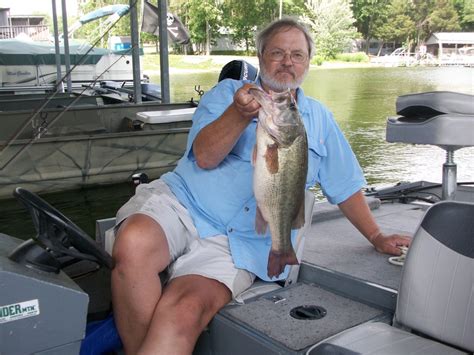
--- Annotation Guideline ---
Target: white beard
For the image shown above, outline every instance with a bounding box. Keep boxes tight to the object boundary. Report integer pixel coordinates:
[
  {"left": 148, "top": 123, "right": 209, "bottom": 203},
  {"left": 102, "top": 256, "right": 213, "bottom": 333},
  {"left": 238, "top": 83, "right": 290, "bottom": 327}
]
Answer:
[{"left": 259, "top": 65, "right": 307, "bottom": 92}]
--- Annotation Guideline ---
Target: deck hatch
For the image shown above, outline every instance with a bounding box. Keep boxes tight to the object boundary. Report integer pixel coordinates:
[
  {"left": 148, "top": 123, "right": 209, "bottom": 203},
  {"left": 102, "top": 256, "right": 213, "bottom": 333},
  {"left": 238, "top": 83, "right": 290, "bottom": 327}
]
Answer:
[{"left": 290, "top": 305, "right": 327, "bottom": 320}]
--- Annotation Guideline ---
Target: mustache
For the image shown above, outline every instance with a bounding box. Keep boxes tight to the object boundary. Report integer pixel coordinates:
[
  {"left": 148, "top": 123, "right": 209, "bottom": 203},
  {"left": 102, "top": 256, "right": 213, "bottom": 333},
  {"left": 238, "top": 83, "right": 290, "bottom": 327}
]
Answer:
[{"left": 276, "top": 68, "right": 296, "bottom": 78}]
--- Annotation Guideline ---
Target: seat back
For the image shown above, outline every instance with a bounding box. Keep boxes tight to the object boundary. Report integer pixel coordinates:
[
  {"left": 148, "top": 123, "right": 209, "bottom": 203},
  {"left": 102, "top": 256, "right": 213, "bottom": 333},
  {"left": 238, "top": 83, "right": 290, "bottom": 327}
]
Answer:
[{"left": 395, "top": 201, "right": 474, "bottom": 351}]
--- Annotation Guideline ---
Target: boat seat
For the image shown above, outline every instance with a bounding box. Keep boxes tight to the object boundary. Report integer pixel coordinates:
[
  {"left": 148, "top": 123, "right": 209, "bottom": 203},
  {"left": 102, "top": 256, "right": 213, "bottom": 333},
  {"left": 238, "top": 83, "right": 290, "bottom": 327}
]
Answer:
[
  {"left": 306, "top": 200, "right": 474, "bottom": 355},
  {"left": 386, "top": 91, "right": 474, "bottom": 149},
  {"left": 134, "top": 107, "right": 196, "bottom": 124},
  {"left": 386, "top": 91, "right": 474, "bottom": 200}
]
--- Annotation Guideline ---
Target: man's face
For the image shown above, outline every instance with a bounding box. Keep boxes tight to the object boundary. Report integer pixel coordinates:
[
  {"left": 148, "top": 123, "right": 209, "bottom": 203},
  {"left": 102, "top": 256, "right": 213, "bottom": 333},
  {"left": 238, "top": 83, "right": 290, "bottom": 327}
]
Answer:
[{"left": 259, "top": 27, "right": 310, "bottom": 92}]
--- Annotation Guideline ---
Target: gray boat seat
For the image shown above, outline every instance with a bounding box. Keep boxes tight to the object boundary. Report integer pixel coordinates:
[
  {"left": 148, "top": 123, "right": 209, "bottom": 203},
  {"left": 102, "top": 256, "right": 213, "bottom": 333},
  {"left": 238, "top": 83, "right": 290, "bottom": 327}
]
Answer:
[
  {"left": 386, "top": 91, "right": 474, "bottom": 200},
  {"left": 306, "top": 200, "right": 474, "bottom": 355},
  {"left": 386, "top": 91, "right": 474, "bottom": 149}
]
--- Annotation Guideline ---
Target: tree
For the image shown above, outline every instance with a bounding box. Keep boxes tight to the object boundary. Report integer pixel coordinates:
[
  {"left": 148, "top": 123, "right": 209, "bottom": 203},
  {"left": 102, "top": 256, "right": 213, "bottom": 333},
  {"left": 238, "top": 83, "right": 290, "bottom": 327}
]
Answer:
[
  {"left": 429, "top": 0, "right": 461, "bottom": 33},
  {"left": 183, "top": 0, "right": 222, "bottom": 55},
  {"left": 304, "top": 0, "right": 358, "bottom": 59},
  {"left": 221, "top": 0, "right": 278, "bottom": 55},
  {"left": 456, "top": 0, "right": 474, "bottom": 30},
  {"left": 351, "top": 0, "right": 391, "bottom": 53},
  {"left": 74, "top": 0, "right": 133, "bottom": 47},
  {"left": 374, "top": 0, "right": 415, "bottom": 50}
]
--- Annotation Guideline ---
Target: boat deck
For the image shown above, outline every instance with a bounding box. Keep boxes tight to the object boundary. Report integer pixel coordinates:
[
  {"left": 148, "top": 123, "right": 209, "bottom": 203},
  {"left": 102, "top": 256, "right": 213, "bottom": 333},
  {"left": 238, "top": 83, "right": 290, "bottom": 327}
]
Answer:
[
  {"left": 304, "top": 198, "right": 424, "bottom": 291},
  {"left": 204, "top": 185, "right": 473, "bottom": 354}
]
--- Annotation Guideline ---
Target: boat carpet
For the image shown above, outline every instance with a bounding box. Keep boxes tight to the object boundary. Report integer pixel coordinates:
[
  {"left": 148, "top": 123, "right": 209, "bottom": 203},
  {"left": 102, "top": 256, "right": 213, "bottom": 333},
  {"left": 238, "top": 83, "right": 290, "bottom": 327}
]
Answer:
[
  {"left": 221, "top": 282, "right": 387, "bottom": 352},
  {"left": 304, "top": 201, "right": 425, "bottom": 290}
]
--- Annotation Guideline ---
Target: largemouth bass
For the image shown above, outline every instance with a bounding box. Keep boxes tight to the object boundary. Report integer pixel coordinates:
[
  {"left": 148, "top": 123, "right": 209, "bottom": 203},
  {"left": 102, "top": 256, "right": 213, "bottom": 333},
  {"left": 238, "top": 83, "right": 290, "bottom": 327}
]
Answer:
[{"left": 250, "top": 87, "right": 308, "bottom": 278}]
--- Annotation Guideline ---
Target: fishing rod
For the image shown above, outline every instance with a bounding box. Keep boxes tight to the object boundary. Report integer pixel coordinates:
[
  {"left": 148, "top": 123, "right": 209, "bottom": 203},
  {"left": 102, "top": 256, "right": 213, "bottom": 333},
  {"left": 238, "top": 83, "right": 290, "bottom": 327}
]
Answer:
[{"left": 0, "top": 0, "right": 140, "bottom": 169}]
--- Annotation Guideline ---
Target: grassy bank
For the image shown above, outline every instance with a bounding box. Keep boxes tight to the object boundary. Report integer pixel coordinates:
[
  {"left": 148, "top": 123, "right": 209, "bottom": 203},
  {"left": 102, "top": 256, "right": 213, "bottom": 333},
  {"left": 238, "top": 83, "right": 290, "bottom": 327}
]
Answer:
[{"left": 142, "top": 52, "right": 373, "bottom": 72}]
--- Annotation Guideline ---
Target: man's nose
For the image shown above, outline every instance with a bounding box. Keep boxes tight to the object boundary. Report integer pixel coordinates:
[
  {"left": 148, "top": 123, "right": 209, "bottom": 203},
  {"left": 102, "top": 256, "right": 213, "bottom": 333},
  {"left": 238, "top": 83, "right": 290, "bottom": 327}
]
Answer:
[{"left": 281, "top": 53, "right": 293, "bottom": 65}]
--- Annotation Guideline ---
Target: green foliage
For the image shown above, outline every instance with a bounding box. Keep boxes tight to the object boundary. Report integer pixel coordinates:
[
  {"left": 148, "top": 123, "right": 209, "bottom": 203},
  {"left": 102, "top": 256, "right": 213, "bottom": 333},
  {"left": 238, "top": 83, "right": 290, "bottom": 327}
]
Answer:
[
  {"left": 429, "top": 0, "right": 461, "bottom": 33},
  {"left": 374, "top": 0, "right": 415, "bottom": 46},
  {"left": 335, "top": 51, "right": 369, "bottom": 62},
  {"left": 453, "top": 0, "right": 474, "bottom": 30},
  {"left": 351, "top": 0, "right": 391, "bottom": 52},
  {"left": 311, "top": 54, "right": 324, "bottom": 65},
  {"left": 221, "top": 0, "right": 274, "bottom": 55},
  {"left": 74, "top": 0, "right": 133, "bottom": 47},
  {"left": 304, "top": 0, "right": 359, "bottom": 59},
  {"left": 183, "top": 0, "right": 222, "bottom": 54}
]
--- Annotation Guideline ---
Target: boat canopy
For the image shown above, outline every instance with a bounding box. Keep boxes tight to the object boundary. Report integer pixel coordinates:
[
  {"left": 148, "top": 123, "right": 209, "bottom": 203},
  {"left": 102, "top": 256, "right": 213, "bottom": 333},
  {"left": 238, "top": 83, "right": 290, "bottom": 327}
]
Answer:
[
  {"left": 78, "top": 5, "right": 130, "bottom": 26},
  {"left": 0, "top": 39, "right": 139, "bottom": 66}
]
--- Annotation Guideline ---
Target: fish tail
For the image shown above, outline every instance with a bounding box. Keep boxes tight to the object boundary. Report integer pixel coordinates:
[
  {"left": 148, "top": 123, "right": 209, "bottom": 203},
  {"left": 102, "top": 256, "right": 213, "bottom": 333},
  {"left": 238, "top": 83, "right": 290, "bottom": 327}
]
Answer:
[{"left": 267, "top": 249, "right": 298, "bottom": 278}]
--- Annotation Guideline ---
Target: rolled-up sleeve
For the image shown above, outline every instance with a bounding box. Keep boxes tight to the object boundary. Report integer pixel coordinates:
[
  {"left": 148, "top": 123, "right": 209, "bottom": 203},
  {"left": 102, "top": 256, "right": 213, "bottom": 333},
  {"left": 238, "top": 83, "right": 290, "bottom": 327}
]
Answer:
[
  {"left": 316, "top": 111, "right": 366, "bottom": 205},
  {"left": 185, "top": 79, "right": 244, "bottom": 159}
]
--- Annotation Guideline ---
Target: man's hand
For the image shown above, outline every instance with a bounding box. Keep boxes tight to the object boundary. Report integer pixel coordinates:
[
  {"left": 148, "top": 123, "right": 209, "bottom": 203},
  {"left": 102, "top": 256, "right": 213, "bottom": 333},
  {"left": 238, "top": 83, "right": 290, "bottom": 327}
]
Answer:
[
  {"left": 233, "top": 83, "right": 261, "bottom": 121},
  {"left": 371, "top": 232, "right": 412, "bottom": 255}
]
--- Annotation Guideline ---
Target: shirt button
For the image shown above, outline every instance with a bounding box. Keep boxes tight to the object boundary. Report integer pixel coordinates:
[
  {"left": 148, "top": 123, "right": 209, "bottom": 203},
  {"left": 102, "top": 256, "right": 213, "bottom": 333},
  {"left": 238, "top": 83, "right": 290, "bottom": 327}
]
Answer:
[
  {"left": 228, "top": 228, "right": 233, "bottom": 233},
  {"left": 244, "top": 207, "right": 249, "bottom": 212}
]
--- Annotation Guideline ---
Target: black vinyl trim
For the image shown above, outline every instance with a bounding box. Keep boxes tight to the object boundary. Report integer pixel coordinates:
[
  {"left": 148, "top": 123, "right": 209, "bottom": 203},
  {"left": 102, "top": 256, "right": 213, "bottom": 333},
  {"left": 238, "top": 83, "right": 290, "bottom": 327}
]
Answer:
[{"left": 421, "top": 201, "right": 474, "bottom": 258}]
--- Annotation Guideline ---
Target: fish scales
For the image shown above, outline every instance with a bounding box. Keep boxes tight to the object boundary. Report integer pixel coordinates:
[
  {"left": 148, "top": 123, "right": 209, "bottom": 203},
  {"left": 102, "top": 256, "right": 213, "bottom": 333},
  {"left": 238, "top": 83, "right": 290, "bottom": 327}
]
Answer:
[{"left": 250, "top": 88, "right": 308, "bottom": 278}]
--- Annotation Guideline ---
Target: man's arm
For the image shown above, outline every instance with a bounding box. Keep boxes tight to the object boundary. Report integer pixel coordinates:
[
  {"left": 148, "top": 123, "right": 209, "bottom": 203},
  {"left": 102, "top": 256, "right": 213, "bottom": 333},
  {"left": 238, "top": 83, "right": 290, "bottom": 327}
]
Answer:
[
  {"left": 193, "top": 83, "right": 260, "bottom": 169},
  {"left": 338, "top": 190, "right": 411, "bottom": 255}
]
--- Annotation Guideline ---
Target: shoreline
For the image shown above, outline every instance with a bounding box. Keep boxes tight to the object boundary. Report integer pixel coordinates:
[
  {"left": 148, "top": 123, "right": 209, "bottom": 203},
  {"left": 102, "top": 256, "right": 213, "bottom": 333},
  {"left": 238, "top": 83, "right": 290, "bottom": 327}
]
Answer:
[{"left": 143, "top": 54, "right": 381, "bottom": 75}]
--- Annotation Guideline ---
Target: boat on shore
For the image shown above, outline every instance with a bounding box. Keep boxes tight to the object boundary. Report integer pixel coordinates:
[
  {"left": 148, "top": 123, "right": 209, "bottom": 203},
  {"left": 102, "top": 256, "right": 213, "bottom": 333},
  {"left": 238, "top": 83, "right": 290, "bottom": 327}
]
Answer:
[{"left": 0, "top": 90, "right": 473, "bottom": 354}]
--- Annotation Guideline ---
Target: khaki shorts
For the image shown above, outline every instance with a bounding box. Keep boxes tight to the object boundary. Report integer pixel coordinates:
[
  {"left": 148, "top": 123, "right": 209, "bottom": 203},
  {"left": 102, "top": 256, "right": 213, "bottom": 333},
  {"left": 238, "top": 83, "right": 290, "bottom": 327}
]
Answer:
[{"left": 110, "top": 179, "right": 255, "bottom": 298}]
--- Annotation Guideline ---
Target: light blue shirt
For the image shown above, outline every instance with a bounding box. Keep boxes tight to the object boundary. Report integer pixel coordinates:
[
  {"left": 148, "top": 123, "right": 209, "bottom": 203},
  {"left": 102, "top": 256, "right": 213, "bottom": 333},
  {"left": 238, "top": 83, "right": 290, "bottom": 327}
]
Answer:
[{"left": 161, "top": 78, "right": 365, "bottom": 281}]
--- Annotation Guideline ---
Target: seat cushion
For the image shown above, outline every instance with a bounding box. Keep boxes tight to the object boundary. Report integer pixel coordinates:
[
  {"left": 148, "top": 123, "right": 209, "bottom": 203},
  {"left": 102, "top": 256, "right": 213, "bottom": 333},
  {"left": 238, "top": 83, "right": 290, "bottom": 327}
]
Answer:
[{"left": 306, "top": 322, "right": 468, "bottom": 355}]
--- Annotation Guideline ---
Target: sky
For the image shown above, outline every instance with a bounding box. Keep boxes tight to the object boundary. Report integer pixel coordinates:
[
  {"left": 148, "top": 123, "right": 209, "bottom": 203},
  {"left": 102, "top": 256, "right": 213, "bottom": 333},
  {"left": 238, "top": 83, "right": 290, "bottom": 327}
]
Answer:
[{"left": 0, "top": 0, "right": 78, "bottom": 17}]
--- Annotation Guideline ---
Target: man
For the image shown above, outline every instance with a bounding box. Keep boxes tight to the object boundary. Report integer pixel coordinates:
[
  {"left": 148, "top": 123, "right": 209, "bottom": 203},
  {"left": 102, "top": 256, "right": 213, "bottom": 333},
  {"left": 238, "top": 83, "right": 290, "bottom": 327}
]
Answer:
[{"left": 111, "top": 17, "right": 411, "bottom": 355}]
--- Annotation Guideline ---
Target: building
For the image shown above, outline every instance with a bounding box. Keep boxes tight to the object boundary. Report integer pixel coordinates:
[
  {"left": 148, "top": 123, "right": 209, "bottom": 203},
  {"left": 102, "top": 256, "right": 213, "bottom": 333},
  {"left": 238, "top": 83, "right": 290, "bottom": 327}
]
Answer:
[
  {"left": 0, "top": 8, "right": 49, "bottom": 40},
  {"left": 425, "top": 32, "right": 474, "bottom": 58}
]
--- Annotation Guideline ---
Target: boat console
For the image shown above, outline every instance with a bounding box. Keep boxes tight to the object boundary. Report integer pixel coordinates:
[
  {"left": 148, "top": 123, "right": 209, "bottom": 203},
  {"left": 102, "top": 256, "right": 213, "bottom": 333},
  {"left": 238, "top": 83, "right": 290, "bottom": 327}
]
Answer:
[
  {"left": 386, "top": 91, "right": 474, "bottom": 200},
  {"left": 1, "top": 188, "right": 113, "bottom": 354}
]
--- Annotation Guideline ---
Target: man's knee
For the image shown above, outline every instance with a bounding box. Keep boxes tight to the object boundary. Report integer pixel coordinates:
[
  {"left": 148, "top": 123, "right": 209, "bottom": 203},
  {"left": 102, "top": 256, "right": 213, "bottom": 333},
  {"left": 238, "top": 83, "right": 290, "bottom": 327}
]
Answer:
[
  {"left": 160, "top": 277, "right": 232, "bottom": 331},
  {"left": 112, "top": 214, "right": 170, "bottom": 269}
]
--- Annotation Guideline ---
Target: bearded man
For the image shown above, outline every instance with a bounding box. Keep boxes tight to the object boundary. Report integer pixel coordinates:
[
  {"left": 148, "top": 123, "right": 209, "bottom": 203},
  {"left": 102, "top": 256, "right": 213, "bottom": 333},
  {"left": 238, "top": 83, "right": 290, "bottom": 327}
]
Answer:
[{"left": 110, "top": 17, "right": 411, "bottom": 355}]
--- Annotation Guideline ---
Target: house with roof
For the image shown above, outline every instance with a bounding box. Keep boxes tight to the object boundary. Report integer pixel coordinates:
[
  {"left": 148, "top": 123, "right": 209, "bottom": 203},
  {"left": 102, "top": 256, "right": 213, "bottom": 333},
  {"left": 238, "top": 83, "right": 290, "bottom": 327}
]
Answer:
[{"left": 425, "top": 32, "right": 474, "bottom": 64}]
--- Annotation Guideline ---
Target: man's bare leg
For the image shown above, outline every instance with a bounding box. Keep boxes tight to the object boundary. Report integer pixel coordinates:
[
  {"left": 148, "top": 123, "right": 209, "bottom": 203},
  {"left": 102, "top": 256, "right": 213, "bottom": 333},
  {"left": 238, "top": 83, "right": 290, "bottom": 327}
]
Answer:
[
  {"left": 138, "top": 275, "right": 232, "bottom": 355},
  {"left": 111, "top": 214, "right": 171, "bottom": 354}
]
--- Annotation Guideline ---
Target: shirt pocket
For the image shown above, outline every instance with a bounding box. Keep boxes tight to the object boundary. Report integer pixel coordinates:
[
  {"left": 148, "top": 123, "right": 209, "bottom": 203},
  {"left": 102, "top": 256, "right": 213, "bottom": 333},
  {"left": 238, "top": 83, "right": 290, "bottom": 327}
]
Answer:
[{"left": 307, "top": 140, "right": 327, "bottom": 187}]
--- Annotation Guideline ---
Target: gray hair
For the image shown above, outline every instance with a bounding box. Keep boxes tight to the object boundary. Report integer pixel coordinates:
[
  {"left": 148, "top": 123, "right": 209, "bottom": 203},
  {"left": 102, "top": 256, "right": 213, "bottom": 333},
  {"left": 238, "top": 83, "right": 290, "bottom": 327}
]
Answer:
[{"left": 256, "top": 17, "right": 314, "bottom": 59}]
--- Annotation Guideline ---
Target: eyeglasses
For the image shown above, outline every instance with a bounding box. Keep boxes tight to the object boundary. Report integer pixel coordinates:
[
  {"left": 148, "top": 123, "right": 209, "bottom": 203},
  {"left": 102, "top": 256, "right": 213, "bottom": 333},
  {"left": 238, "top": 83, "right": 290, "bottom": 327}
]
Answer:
[{"left": 265, "top": 49, "right": 308, "bottom": 64}]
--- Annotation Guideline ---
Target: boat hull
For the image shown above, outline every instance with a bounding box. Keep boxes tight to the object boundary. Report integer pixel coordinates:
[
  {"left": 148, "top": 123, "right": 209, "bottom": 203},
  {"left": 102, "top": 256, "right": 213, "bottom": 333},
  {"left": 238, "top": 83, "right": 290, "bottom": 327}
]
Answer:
[{"left": 0, "top": 102, "right": 194, "bottom": 199}]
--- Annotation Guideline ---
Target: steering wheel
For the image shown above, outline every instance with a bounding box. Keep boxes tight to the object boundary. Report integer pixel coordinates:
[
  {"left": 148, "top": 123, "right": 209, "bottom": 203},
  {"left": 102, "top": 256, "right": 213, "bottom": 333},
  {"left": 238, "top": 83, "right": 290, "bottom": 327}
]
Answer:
[{"left": 13, "top": 187, "right": 114, "bottom": 269}]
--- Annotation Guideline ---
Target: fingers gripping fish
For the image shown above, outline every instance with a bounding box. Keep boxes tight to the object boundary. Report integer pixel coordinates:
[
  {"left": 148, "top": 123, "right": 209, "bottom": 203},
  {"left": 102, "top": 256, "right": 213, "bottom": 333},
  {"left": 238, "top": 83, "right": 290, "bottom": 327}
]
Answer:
[{"left": 249, "top": 87, "right": 308, "bottom": 278}]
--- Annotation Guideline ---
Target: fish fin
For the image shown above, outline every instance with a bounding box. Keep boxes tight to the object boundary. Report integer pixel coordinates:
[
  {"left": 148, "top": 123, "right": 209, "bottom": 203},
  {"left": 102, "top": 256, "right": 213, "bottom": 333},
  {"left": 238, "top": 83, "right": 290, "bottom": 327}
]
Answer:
[
  {"left": 265, "top": 143, "right": 279, "bottom": 174},
  {"left": 267, "top": 249, "right": 299, "bottom": 278},
  {"left": 255, "top": 206, "right": 268, "bottom": 235},
  {"left": 291, "top": 198, "right": 305, "bottom": 229}
]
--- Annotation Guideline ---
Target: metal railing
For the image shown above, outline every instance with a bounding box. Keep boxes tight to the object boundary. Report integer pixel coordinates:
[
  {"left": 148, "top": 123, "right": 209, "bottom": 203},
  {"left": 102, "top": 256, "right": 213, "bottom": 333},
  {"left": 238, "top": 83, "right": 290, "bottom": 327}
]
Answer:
[{"left": 0, "top": 25, "right": 50, "bottom": 40}]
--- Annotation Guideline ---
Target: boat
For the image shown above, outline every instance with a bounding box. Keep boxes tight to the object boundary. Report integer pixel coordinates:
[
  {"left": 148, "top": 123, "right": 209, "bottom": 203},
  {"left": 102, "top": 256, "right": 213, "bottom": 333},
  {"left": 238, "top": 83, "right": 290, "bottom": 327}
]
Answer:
[
  {"left": 0, "top": 2, "right": 199, "bottom": 200},
  {"left": 0, "top": 5, "right": 139, "bottom": 89},
  {"left": 0, "top": 90, "right": 473, "bottom": 354},
  {"left": 0, "top": 100, "right": 196, "bottom": 199}
]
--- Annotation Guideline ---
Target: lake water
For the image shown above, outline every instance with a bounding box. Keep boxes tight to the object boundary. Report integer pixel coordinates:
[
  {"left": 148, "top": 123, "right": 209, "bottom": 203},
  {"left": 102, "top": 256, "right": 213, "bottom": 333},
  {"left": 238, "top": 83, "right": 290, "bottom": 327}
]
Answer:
[{"left": 1, "top": 66, "right": 473, "bottom": 239}]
